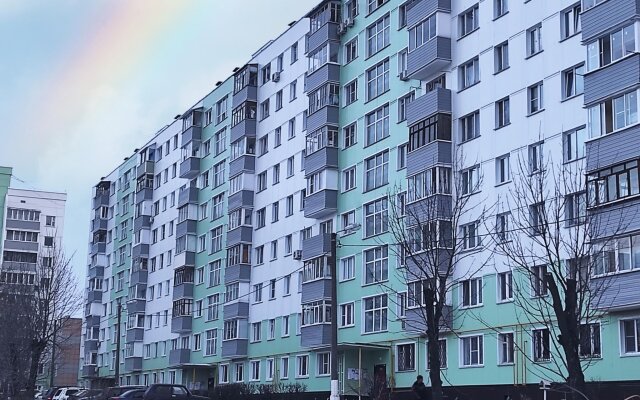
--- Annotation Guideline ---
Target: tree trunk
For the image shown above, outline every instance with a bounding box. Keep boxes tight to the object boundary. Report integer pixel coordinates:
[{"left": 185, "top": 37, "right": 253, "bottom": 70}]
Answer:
[
  {"left": 427, "top": 338, "right": 443, "bottom": 400},
  {"left": 26, "top": 341, "right": 46, "bottom": 400},
  {"left": 424, "top": 284, "right": 443, "bottom": 400}
]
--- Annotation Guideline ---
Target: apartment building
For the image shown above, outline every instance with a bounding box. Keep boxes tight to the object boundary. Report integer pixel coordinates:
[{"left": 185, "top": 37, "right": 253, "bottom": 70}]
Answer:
[{"left": 80, "top": 0, "right": 640, "bottom": 398}]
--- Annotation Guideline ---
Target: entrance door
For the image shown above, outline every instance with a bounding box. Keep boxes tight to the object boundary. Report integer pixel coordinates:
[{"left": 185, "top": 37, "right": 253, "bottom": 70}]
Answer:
[{"left": 373, "top": 364, "right": 388, "bottom": 400}]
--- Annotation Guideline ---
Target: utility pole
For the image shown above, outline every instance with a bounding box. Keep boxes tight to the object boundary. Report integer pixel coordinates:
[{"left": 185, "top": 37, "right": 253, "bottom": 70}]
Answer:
[
  {"left": 114, "top": 301, "right": 122, "bottom": 386},
  {"left": 49, "top": 320, "right": 57, "bottom": 388},
  {"left": 329, "top": 232, "right": 339, "bottom": 400}
]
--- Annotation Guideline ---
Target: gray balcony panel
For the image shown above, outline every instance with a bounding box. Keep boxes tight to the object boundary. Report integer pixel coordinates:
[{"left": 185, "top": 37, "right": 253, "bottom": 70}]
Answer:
[
  {"left": 137, "top": 161, "right": 155, "bottom": 178},
  {"left": 306, "top": 22, "right": 339, "bottom": 54},
  {"left": 586, "top": 124, "right": 640, "bottom": 172},
  {"left": 130, "top": 269, "right": 148, "bottom": 285},
  {"left": 85, "top": 316, "right": 100, "bottom": 327},
  {"left": 407, "top": 0, "right": 451, "bottom": 28},
  {"left": 224, "top": 264, "right": 251, "bottom": 283},
  {"left": 124, "top": 357, "right": 142, "bottom": 372},
  {"left": 404, "top": 305, "right": 452, "bottom": 332},
  {"left": 4, "top": 240, "right": 39, "bottom": 252},
  {"left": 303, "top": 190, "right": 338, "bottom": 219},
  {"left": 169, "top": 349, "right": 191, "bottom": 366},
  {"left": 229, "top": 155, "right": 256, "bottom": 178},
  {"left": 132, "top": 244, "right": 149, "bottom": 259},
  {"left": 306, "top": 106, "right": 339, "bottom": 133},
  {"left": 590, "top": 198, "right": 640, "bottom": 238},
  {"left": 92, "top": 217, "right": 108, "bottom": 232},
  {"left": 405, "top": 249, "right": 453, "bottom": 276},
  {"left": 226, "top": 226, "right": 253, "bottom": 248},
  {"left": 232, "top": 85, "right": 258, "bottom": 108},
  {"left": 406, "top": 37, "right": 452, "bottom": 81},
  {"left": 181, "top": 125, "right": 202, "bottom": 147},
  {"left": 133, "top": 215, "right": 151, "bottom": 232},
  {"left": 228, "top": 190, "right": 254, "bottom": 212},
  {"left": 2, "top": 261, "right": 36, "bottom": 272},
  {"left": 300, "top": 324, "right": 331, "bottom": 348},
  {"left": 302, "top": 233, "right": 332, "bottom": 261},
  {"left": 304, "top": 147, "right": 338, "bottom": 176},
  {"left": 305, "top": 63, "right": 340, "bottom": 93},
  {"left": 6, "top": 219, "right": 40, "bottom": 231},
  {"left": 84, "top": 339, "right": 98, "bottom": 352},
  {"left": 179, "top": 157, "right": 200, "bottom": 179},
  {"left": 178, "top": 186, "right": 199, "bottom": 207},
  {"left": 93, "top": 193, "right": 109, "bottom": 209},
  {"left": 406, "top": 88, "right": 452, "bottom": 127},
  {"left": 406, "top": 141, "right": 452, "bottom": 176},
  {"left": 223, "top": 301, "right": 250, "bottom": 319},
  {"left": 135, "top": 188, "right": 153, "bottom": 203},
  {"left": 173, "top": 283, "right": 194, "bottom": 300},
  {"left": 87, "top": 290, "right": 102, "bottom": 303},
  {"left": 171, "top": 316, "right": 192, "bottom": 333},
  {"left": 90, "top": 242, "right": 106, "bottom": 255},
  {"left": 591, "top": 269, "right": 640, "bottom": 311},
  {"left": 81, "top": 365, "right": 97, "bottom": 378},
  {"left": 181, "top": 251, "right": 196, "bottom": 267},
  {"left": 221, "top": 338, "right": 248, "bottom": 358},
  {"left": 176, "top": 220, "right": 197, "bottom": 238},
  {"left": 126, "top": 328, "right": 144, "bottom": 342},
  {"left": 584, "top": 54, "right": 640, "bottom": 106},
  {"left": 301, "top": 279, "right": 332, "bottom": 303},
  {"left": 405, "top": 195, "right": 453, "bottom": 223},
  {"left": 581, "top": 0, "right": 640, "bottom": 43},
  {"left": 230, "top": 119, "right": 257, "bottom": 143},
  {"left": 127, "top": 299, "right": 146, "bottom": 314}
]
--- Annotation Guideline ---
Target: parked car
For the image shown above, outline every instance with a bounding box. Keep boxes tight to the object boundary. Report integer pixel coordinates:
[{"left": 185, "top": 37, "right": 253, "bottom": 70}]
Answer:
[
  {"left": 97, "top": 387, "right": 145, "bottom": 400},
  {"left": 44, "top": 387, "right": 61, "bottom": 400},
  {"left": 142, "top": 385, "right": 207, "bottom": 400},
  {"left": 52, "top": 388, "right": 83, "bottom": 400},
  {"left": 110, "top": 390, "right": 145, "bottom": 400},
  {"left": 69, "top": 389, "right": 101, "bottom": 400}
]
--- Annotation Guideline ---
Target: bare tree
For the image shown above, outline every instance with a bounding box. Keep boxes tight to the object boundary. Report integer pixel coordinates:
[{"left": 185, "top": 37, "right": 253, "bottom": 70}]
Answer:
[
  {"left": 385, "top": 152, "right": 488, "bottom": 400},
  {"left": 485, "top": 154, "right": 626, "bottom": 399},
  {"left": 0, "top": 243, "right": 81, "bottom": 398}
]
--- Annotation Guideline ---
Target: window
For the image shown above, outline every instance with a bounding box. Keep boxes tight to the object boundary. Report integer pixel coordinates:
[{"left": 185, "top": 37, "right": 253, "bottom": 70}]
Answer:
[
  {"left": 366, "top": 14, "right": 390, "bottom": 56},
  {"left": 281, "top": 357, "right": 290, "bottom": 379},
  {"left": 216, "top": 96, "right": 228, "bottom": 124},
  {"left": 291, "top": 42, "right": 298, "bottom": 63},
  {"left": 205, "top": 330, "right": 217, "bottom": 356},
  {"left": 285, "top": 234, "right": 292, "bottom": 255},
  {"left": 308, "top": 83, "right": 340, "bottom": 114},
  {"left": 494, "top": 41, "right": 509, "bottom": 73},
  {"left": 225, "top": 282, "right": 240, "bottom": 303},
  {"left": 308, "top": 41, "right": 340, "bottom": 73},
  {"left": 587, "top": 160, "right": 640, "bottom": 207},
  {"left": 288, "top": 118, "right": 296, "bottom": 139},
  {"left": 340, "top": 256, "right": 356, "bottom": 282},
  {"left": 398, "top": 93, "right": 414, "bottom": 123},
  {"left": 290, "top": 80, "right": 297, "bottom": 101},
  {"left": 409, "top": 113, "right": 451, "bottom": 151},
  {"left": 45, "top": 216, "right": 56, "bottom": 227},
  {"left": 587, "top": 24, "right": 635, "bottom": 72},
  {"left": 459, "top": 5, "right": 479, "bottom": 37},
  {"left": 461, "top": 335, "right": 484, "bottom": 366},
  {"left": 495, "top": 97, "right": 510, "bottom": 128},
  {"left": 364, "top": 151, "right": 389, "bottom": 191},
  {"left": 426, "top": 339, "right": 447, "bottom": 369},
  {"left": 340, "top": 302, "right": 355, "bottom": 327},
  {"left": 250, "top": 360, "right": 260, "bottom": 381},
  {"left": 266, "top": 358, "right": 275, "bottom": 381},
  {"left": 621, "top": 318, "right": 640, "bottom": 354},
  {"left": 306, "top": 126, "right": 338, "bottom": 154},
  {"left": 588, "top": 90, "right": 638, "bottom": 138},
  {"left": 219, "top": 364, "right": 229, "bottom": 383},
  {"left": 533, "top": 328, "right": 551, "bottom": 362},
  {"left": 461, "top": 165, "right": 480, "bottom": 195},
  {"left": 343, "top": 123, "right": 357, "bottom": 148},
  {"left": 261, "top": 64, "right": 271, "bottom": 85},
  {"left": 301, "top": 300, "right": 331, "bottom": 325},
  {"left": 286, "top": 195, "right": 294, "bottom": 216},
  {"left": 397, "top": 143, "right": 408, "bottom": 170},
  {"left": 579, "top": 323, "right": 601, "bottom": 358},
  {"left": 252, "top": 322, "right": 262, "bottom": 342},
  {"left": 210, "top": 226, "right": 223, "bottom": 253},
  {"left": 498, "top": 333, "right": 514, "bottom": 364},
  {"left": 563, "top": 126, "right": 586, "bottom": 162},
  {"left": 494, "top": 0, "right": 508, "bottom": 18},
  {"left": 561, "top": 3, "right": 581, "bottom": 40},
  {"left": 341, "top": 210, "right": 356, "bottom": 231},
  {"left": 396, "top": 343, "right": 415, "bottom": 372},
  {"left": 363, "top": 294, "right": 387, "bottom": 333},
  {"left": 528, "top": 82, "right": 543, "bottom": 114},
  {"left": 206, "top": 294, "right": 219, "bottom": 321},
  {"left": 459, "top": 57, "right": 479, "bottom": 90},
  {"left": 529, "top": 142, "right": 544, "bottom": 173},
  {"left": 317, "top": 353, "right": 330, "bottom": 376},
  {"left": 364, "top": 246, "right": 388, "bottom": 284},
  {"left": 366, "top": 59, "right": 389, "bottom": 100},
  {"left": 364, "top": 198, "right": 388, "bottom": 237},
  {"left": 461, "top": 222, "right": 481, "bottom": 250},
  {"left": 530, "top": 265, "right": 548, "bottom": 297},
  {"left": 368, "top": 0, "right": 387, "bottom": 13},
  {"left": 529, "top": 202, "right": 545, "bottom": 235},
  {"left": 257, "top": 172, "right": 267, "bottom": 192},
  {"left": 275, "top": 90, "right": 283, "bottom": 111},
  {"left": 565, "top": 192, "right": 586, "bottom": 226},
  {"left": 495, "top": 154, "right": 510, "bottom": 184},
  {"left": 296, "top": 355, "right": 309, "bottom": 377},
  {"left": 345, "top": 38, "right": 358, "bottom": 64},
  {"left": 214, "top": 129, "right": 226, "bottom": 155},
  {"left": 212, "top": 162, "right": 225, "bottom": 187},
  {"left": 260, "top": 99, "right": 270, "bottom": 120},
  {"left": 497, "top": 271, "right": 513, "bottom": 302},
  {"left": 256, "top": 208, "right": 266, "bottom": 229},
  {"left": 234, "top": 363, "right": 244, "bottom": 382},
  {"left": 409, "top": 15, "right": 436, "bottom": 51},
  {"left": 460, "top": 111, "right": 480, "bottom": 142},
  {"left": 526, "top": 24, "right": 543, "bottom": 57},
  {"left": 344, "top": 80, "right": 358, "bottom": 106},
  {"left": 269, "top": 279, "right": 276, "bottom": 299},
  {"left": 342, "top": 167, "right": 356, "bottom": 192},
  {"left": 398, "top": 48, "right": 408, "bottom": 73},
  {"left": 272, "top": 201, "right": 279, "bottom": 222},
  {"left": 461, "top": 278, "right": 482, "bottom": 307}
]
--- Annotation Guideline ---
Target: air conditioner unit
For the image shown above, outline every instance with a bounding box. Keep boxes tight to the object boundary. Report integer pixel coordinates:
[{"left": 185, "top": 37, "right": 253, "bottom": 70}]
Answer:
[
  {"left": 293, "top": 250, "right": 303, "bottom": 260},
  {"left": 399, "top": 70, "right": 409, "bottom": 81},
  {"left": 337, "top": 23, "right": 346, "bottom": 34},
  {"left": 346, "top": 18, "right": 354, "bottom": 28},
  {"left": 272, "top": 72, "right": 281, "bottom": 82}
]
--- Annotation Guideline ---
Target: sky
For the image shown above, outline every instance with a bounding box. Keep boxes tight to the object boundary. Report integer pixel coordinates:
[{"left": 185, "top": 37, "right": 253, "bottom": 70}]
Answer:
[{"left": 0, "top": 0, "right": 318, "bottom": 287}]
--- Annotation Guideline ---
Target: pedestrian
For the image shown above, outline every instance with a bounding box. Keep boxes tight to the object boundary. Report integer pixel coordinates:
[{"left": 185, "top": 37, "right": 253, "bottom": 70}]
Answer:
[{"left": 412, "top": 375, "right": 429, "bottom": 400}]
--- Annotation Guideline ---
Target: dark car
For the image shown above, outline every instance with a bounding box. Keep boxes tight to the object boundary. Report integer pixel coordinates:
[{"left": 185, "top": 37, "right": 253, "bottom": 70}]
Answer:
[
  {"left": 143, "top": 385, "right": 207, "bottom": 400},
  {"left": 97, "top": 387, "right": 145, "bottom": 400},
  {"left": 109, "top": 390, "right": 145, "bottom": 400},
  {"left": 69, "top": 390, "right": 101, "bottom": 400}
]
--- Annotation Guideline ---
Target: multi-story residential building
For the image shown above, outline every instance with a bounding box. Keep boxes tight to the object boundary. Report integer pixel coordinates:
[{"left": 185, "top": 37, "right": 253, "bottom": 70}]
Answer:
[{"left": 81, "top": 0, "right": 640, "bottom": 398}]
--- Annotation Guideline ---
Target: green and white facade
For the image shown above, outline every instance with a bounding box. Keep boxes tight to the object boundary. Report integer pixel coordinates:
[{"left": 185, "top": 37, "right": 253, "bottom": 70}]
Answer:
[{"left": 81, "top": 0, "right": 640, "bottom": 397}]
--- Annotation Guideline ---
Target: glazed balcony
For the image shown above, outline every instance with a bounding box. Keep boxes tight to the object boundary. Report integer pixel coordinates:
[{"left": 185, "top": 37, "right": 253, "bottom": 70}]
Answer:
[
  {"left": 137, "top": 161, "right": 155, "bottom": 178},
  {"left": 303, "top": 189, "right": 338, "bottom": 219},
  {"left": 177, "top": 186, "right": 199, "bottom": 207},
  {"left": 304, "top": 147, "right": 338, "bottom": 176},
  {"left": 169, "top": 349, "right": 191, "bottom": 366},
  {"left": 180, "top": 125, "right": 202, "bottom": 147},
  {"left": 179, "top": 157, "right": 200, "bottom": 179},
  {"left": 406, "top": 88, "right": 452, "bottom": 127},
  {"left": 300, "top": 324, "right": 331, "bottom": 348},
  {"left": 406, "top": 37, "right": 452, "bottom": 81}
]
